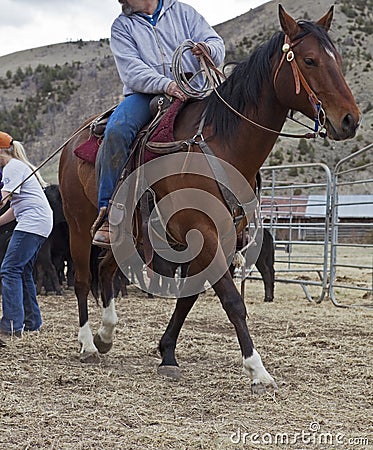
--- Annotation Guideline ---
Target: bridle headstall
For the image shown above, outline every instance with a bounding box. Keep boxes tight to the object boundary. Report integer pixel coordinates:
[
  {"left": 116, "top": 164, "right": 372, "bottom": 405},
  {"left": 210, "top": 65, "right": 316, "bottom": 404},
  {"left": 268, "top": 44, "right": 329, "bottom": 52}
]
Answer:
[{"left": 195, "top": 36, "right": 327, "bottom": 140}]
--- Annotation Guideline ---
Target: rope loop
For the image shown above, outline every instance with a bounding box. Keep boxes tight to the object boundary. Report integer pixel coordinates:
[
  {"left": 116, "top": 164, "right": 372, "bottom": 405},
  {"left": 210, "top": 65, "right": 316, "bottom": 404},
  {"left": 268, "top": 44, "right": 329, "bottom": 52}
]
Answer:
[{"left": 172, "top": 40, "right": 224, "bottom": 98}]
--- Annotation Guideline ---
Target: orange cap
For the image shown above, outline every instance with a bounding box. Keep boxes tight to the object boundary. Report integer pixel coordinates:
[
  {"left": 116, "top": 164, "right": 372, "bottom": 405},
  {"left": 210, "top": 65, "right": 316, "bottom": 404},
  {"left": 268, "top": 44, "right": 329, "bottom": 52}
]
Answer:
[{"left": 0, "top": 131, "right": 13, "bottom": 149}]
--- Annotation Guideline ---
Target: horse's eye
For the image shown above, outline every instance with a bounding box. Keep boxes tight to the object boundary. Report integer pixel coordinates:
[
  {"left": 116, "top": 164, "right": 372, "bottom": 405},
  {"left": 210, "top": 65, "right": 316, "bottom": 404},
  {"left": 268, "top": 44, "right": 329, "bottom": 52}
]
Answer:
[{"left": 304, "top": 58, "right": 315, "bottom": 66}]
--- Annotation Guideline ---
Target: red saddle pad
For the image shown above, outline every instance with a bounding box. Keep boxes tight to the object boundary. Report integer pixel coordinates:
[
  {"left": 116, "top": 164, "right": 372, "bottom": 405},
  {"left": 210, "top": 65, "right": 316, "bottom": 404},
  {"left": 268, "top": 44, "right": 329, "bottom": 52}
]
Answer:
[{"left": 73, "top": 135, "right": 100, "bottom": 165}]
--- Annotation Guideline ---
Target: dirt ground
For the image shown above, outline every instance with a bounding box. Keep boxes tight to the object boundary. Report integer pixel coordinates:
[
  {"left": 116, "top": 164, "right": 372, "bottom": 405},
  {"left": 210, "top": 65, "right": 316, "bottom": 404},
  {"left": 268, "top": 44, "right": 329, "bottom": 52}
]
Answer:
[{"left": 0, "top": 278, "right": 372, "bottom": 450}]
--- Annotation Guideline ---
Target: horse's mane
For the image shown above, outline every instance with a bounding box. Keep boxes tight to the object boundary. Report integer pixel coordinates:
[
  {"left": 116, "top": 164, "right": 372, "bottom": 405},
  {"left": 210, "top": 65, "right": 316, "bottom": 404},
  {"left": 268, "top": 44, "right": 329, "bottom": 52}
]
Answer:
[{"left": 203, "top": 20, "right": 336, "bottom": 141}]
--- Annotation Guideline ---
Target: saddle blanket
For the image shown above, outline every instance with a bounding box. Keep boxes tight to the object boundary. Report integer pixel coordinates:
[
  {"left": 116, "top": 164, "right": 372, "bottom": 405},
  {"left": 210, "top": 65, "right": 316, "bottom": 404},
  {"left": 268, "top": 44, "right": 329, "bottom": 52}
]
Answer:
[{"left": 73, "top": 135, "right": 101, "bottom": 165}]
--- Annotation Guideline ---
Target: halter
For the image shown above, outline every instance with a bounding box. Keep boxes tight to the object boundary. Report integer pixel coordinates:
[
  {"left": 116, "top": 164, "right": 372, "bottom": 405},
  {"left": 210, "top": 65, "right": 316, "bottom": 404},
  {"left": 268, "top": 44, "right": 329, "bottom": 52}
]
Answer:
[{"left": 274, "top": 34, "right": 326, "bottom": 134}]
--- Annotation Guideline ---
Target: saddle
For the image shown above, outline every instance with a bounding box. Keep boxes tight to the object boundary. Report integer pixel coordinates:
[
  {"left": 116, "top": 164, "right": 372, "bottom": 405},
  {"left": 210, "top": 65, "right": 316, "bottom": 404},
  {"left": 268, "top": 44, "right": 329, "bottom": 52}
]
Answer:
[
  {"left": 73, "top": 96, "right": 185, "bottom": 166},
  {"left": 73, "top": 106, "right": 116, "bottom": 165}
]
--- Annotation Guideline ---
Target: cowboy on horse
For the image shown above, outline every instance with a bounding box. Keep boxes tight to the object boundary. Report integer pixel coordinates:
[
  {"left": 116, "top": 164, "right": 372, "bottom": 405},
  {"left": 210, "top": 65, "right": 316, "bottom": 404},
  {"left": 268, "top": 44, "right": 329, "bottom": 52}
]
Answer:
[{"left": 91, "top": 0, "right": 225, "bottom": 247}]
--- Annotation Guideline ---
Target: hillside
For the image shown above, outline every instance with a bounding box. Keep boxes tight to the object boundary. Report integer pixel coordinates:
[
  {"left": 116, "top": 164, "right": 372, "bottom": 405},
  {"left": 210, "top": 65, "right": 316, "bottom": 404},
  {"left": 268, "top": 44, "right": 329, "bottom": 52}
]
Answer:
[{"left": 0, "top": 0, "right": 372, "bottom": 188}]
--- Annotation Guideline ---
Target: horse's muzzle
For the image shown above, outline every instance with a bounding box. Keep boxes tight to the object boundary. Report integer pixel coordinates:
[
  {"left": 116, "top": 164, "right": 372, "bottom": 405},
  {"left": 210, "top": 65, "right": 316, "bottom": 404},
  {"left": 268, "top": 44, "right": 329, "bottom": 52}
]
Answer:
[{"left": 326, "top": 112, "right": 361, "bottom": 141}]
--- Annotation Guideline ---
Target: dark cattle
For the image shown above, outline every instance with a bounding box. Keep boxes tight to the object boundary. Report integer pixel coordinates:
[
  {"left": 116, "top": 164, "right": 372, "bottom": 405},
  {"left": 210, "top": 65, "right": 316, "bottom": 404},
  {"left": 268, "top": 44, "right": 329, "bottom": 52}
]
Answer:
[
  {"left": 34, "top": 185, "right": 74, "bottom": 295},
  {"left": 90, "top": 247, "right": 145, "bottom": 300},
  {"left": 147, "top": 254, "right": 188, "bottom": 298},
  {"left": 51, "top": 221, "right": 74, "bottom": 288},
  {"left": 0, "top": 206, "right": 16, "bottom": 294},
  {"left": 256, "top": 228, "right": 275, "bottom": 302},
  {"left": 251, "top": 228, "right": 275, "bottom": 302},
  {"left": 34, "top": 239, "right": 63, "bottom": 295},
  {"left": 89, "top": 246, "right": 129, "bottom": 299},
  {"left": 113, "top": 269, "right": 130, "bottom": 298}
]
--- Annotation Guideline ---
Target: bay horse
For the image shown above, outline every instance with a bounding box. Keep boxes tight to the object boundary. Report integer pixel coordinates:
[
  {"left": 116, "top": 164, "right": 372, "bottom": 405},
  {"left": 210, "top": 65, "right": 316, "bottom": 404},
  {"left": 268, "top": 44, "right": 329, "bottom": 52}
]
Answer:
[{"left": 59, "top": 5, "right": 360, "bottom": 394}]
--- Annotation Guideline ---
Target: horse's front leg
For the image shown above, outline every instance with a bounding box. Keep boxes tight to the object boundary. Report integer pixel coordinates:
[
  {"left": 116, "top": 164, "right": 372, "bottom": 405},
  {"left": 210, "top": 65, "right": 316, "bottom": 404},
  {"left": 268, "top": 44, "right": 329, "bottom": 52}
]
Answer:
[
  {"left": 213, "top": 272, "right": 277, "bottom": 394},
  {"left": 76, "top": 278, "right": 100, "bottom": 362},
  {"left": 93, "top": 250, "right": 119, "bottom": 354},
  {"left": 158, "top": 294, "right": 199, "bottom": 380}
]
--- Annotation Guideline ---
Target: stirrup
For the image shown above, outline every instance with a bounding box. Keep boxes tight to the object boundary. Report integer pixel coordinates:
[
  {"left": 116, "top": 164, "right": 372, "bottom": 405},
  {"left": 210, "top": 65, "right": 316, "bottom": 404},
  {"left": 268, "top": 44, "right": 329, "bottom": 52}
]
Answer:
[{"left": 90, "top": 206, "right": 108, "bottom": 237}]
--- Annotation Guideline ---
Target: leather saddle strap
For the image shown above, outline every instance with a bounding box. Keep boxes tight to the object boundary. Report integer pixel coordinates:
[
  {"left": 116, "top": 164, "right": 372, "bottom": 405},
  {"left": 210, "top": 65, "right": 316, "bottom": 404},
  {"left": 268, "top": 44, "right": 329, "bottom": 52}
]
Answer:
[
  {"left": 197, "top": 140, "right": 239, "bottom": 214},
  {"left": 146, "top": 139, "right": 190, "bottom": 154}
]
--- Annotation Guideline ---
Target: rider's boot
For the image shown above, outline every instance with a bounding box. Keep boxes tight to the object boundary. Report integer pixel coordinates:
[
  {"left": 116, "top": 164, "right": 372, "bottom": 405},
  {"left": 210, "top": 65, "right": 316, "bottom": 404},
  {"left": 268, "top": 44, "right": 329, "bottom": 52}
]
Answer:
[{"left": 91, "top": 206, "right": 111, "bottom": 248}]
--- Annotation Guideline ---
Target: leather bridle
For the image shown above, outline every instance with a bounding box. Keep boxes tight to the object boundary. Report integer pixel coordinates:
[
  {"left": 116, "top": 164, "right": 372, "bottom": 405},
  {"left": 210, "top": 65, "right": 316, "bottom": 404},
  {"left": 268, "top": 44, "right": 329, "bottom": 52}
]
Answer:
[{"left": 273, "top": 34, "right": 326, "bottom": 135}]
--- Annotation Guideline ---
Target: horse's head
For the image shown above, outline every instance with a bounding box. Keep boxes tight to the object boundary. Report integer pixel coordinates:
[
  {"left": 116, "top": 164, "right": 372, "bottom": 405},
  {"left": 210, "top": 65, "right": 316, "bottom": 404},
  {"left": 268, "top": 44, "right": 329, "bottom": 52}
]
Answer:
[{"left": 275, "top": 5, "right": 360, "bottom": 140}]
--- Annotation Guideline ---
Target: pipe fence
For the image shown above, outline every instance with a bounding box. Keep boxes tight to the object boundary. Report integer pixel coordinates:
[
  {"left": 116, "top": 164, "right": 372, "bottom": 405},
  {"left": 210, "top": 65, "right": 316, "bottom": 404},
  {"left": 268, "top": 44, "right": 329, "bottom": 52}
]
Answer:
[{"left": 243, "top": 143, "right": 373, "bottom": 308}]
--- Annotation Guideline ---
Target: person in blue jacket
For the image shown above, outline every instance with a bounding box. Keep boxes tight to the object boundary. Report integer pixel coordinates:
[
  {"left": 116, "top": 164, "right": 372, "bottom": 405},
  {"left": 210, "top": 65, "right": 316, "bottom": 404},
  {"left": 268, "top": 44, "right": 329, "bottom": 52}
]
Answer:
[{"left": 92, "top": 0, "right": 225, "bottom": 247}]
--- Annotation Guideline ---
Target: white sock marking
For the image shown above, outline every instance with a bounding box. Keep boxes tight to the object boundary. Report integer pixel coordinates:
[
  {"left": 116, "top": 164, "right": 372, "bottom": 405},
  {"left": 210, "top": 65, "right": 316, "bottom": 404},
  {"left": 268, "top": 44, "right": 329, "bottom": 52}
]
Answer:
[
  {"left": 98, "top": 300, "right": 118, "bottom": 344},
  {"left": 78, "top": 322, "right": 97, "bottom": 354},
  {"left": 243, "top": 349, "right": 276, "bottom": 386}
]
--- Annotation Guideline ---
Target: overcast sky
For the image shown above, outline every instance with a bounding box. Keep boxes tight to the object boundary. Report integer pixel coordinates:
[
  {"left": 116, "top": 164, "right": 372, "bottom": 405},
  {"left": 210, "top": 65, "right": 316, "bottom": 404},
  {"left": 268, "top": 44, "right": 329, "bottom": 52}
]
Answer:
[{"left": 0, "top": 0, "right": 268, "bottom": 57}]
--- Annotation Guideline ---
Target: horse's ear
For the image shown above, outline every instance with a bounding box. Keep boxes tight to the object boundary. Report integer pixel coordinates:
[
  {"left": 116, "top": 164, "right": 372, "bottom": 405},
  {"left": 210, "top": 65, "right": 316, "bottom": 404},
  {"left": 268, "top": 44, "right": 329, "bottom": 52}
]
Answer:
[
  {"left": 278, "top": 4, "right": 300, "bottom": 40},
  {"left": 316, "top": 6, "right": 334, "bottom": 32}
]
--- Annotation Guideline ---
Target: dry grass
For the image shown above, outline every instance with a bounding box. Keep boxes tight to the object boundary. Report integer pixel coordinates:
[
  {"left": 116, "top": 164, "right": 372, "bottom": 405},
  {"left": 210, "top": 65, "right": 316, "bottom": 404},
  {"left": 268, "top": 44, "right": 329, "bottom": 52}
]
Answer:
[{"left": 1, "top": 280, "right": 372, "bottom": 449}]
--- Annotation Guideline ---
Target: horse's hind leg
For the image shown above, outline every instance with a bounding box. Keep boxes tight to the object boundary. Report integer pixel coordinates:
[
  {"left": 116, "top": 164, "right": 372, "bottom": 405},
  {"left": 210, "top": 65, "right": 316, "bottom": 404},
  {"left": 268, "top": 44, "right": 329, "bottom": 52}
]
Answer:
[
  {"left": 70, "top": 231, "right": 100, "bottom": 362},
  {"left": 93, "top": 250, "right": 119, "bottom": 354},
  {"left": 158, "top": 294, "right": 199, "bottom": 380},
  {"left": 213, "top": 272, "right": 277, "bottom": 394}
]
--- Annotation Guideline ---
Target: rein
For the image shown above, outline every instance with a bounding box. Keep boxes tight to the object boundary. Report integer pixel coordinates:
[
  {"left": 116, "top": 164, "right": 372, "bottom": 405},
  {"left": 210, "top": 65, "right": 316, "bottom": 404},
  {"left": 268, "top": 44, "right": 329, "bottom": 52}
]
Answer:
[
  {"left": 1, "top": 142, "right": 71, "bottom": 204},
  {"left": 210, "top": 35, "right": 326, "bottom": 139},
  {"left": 0, "top": 105, "right": 117, "bottom": 204},
  {"left": 174, "top": 38, "right": 327, "bottom": 140}
]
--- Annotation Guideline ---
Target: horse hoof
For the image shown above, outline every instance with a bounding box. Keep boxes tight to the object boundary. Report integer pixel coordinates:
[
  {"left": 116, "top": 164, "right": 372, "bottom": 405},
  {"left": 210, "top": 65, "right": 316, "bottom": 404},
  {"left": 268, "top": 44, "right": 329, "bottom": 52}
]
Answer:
[
  {"left": 94, "top": 333, "right": 113, "bottom": 354},
  {"left": 157, "top": 365, "right": 181, "bottom": 381},
  {"left": 80, "top": 351, "right": 100, "bottom": 364},
  {"left": 251, "top": 380, "right": 278, "bottom": 395},
  {"left": 264, "top": 297, "right": 274, "bottom": 302}
]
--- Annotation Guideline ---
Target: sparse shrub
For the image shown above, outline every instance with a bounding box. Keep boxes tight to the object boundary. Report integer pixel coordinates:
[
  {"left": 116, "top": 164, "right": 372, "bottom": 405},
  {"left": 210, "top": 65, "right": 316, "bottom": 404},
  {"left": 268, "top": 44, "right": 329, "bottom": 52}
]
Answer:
[
  {"left": 297, "top": 138, "right": 309, "bottom": 155},
  {"left": 341, "top": 4, "right": 357, "bottom": 18},
  {"left": 0, "top": 61, "right": 78, "bottom": 142}
]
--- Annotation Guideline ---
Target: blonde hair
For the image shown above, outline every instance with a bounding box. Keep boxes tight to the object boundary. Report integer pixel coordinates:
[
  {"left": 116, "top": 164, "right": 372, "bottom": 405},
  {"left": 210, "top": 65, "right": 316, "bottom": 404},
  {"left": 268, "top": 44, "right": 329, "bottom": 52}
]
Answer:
[{"left": 9, "top": 140, "right": 48, "bottom": 188}]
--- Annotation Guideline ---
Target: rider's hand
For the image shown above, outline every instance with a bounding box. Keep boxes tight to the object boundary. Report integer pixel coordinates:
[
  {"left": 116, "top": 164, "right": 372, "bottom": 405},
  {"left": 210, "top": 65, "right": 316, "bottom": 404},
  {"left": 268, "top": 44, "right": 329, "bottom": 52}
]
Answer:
[
  {"left": 166, "top": 81, "right": 188, "bottom": 102},
  {"left": 191, "top": 42, "right": 210, "bottom": 57}
]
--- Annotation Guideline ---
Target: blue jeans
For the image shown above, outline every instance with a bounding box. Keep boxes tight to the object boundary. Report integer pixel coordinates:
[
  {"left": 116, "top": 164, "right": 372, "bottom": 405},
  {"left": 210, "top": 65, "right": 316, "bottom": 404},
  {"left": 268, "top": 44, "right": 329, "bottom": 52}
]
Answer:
[
  {"left": 97, "top": 93, "right": 154, "bottom": 210},
  {"left": 0, "top": 230, "right": 46, "bottom": 333}
]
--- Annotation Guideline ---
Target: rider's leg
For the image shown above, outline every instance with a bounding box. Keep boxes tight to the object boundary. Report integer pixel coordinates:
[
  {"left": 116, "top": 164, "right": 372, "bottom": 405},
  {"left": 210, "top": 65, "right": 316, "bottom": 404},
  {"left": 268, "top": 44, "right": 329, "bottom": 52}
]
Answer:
[{"left": 92, "top": 93, "right": 153, "bottom": 247}]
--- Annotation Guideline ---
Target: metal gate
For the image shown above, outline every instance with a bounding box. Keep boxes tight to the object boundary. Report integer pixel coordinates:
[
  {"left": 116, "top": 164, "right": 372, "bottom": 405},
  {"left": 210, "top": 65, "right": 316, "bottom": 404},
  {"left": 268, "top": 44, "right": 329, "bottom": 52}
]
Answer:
[
  {"left": 244, "top": 144, "right": 373, "bottom": 307},
  {"left": 329, "top": 143, "right": 373, "bottom": 307},
  {"left": 258, "top": 162, "right": 332, "bottom": 303}
]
